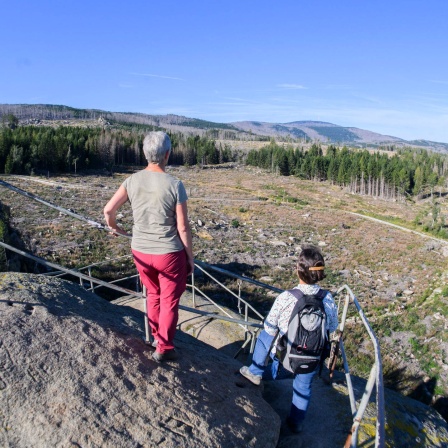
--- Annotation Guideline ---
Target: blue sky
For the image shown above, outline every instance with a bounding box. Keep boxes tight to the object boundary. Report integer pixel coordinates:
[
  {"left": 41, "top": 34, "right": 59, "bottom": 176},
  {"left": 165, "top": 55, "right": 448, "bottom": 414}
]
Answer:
[{"left": 1, "top": 0, "right": 448, "bottom": 142}]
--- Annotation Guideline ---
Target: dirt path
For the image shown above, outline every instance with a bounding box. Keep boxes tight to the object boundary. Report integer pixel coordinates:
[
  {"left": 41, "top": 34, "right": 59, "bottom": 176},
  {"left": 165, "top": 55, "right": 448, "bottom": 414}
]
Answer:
[
  {"left": 5, "top": 175, "right": 91, "bottom": 189},
  {"left": 346, "top": 211, "right": 448, "bottom": 245}
]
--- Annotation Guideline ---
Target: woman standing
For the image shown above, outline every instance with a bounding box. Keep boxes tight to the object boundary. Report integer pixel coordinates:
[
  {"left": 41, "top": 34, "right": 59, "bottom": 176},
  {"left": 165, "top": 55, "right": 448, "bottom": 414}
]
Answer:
[{"left": 104, "top": 131, "right": 194, "bottom": 362}]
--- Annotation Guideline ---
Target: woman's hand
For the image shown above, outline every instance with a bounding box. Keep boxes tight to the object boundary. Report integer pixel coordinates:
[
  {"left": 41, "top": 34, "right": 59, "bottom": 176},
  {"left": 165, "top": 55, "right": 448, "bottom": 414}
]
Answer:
[
  {"left": 176, "top": 201, "right": 194, "bottom": 275},
  {"left": 108, "top": 226, "right": 130, "bottom": 237},
  {"left": 104, "top": 186, "right": 129, "bottom": 236},
  {"left": 186, "top": 254, "right": 195, "bottom": 275}
]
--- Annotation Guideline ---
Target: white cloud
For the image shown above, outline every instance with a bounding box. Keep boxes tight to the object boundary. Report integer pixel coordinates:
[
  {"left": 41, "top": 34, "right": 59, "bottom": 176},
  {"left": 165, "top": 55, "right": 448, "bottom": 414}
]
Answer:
[
  {"left": 349, "top": 93, "right": 383, "bottom": 105},
  {"left": 277, "top": 83, "right": 306, "bottom": 90},
  {"left": 323, "top": 84, "right": 352, "bottom": 90},
  {"left": 129, "top": 72, "right": 184, "bottom": 81},
  {"left": 430, "top": 79, "right": 448, "bottom": 85}
]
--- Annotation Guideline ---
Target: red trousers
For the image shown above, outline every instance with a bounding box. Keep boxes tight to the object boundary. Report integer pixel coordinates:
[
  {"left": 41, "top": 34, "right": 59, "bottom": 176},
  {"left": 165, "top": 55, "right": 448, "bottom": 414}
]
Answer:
[{"left": 132, "top": 249, "right": 187, "bottom": 352}]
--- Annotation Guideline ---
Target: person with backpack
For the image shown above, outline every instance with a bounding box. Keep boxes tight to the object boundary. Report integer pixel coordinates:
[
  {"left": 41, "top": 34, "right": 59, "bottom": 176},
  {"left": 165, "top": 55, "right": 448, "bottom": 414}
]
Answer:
[{"left": 239, "top": 246, "right": 338, "bottom": 433}]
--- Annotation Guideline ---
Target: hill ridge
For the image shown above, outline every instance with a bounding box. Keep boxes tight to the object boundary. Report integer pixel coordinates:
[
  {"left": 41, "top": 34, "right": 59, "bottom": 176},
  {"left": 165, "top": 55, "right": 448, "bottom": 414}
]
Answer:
[{"left": 1, "top": 103, "right": 448, "bottom": 153}]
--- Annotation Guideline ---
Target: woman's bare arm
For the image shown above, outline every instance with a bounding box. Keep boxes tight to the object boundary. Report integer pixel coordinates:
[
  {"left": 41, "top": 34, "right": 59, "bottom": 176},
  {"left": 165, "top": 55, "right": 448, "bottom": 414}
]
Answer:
[
  {"left": 176, "top": 201, "right": 194, "bottom": 274},
  {"left": 103, "top": 186, "right": 130, "bottom": 235}
]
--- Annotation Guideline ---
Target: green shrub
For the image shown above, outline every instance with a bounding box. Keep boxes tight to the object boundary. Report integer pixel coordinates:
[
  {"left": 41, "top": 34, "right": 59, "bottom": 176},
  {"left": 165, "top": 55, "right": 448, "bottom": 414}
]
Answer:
[{"left": 409, "top": 337, "right": 420, "bottom": 352}]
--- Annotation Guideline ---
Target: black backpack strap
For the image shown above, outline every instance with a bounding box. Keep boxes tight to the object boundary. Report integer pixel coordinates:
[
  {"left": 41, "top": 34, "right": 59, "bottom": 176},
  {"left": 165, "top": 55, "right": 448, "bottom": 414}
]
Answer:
[
  {"left": 315, "top": 288, "right": 328, "bottom": 300},
  {"left": 287, "top": 288, "right": 304, "bottom": 301},
  {"left": 288, "top": 288, "right": 327, "bottom": 301},
  {"left": 287, "top": 289, "right": 306, "bottom": 316}
]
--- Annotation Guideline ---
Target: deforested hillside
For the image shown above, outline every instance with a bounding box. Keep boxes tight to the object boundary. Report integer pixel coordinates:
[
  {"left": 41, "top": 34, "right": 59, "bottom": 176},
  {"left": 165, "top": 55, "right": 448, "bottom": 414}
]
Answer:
[
  {"left": 231, "top": 120, "right": 448, "bottom": 153},
  {"left": 2, "top": 103, "right": 448, "bottom": 152},
  {"left": 2, "top": 113, "right": 448, "bottom": 210},
  {"left": 0, "top": 104, "right": 254, "bottom": 141}
]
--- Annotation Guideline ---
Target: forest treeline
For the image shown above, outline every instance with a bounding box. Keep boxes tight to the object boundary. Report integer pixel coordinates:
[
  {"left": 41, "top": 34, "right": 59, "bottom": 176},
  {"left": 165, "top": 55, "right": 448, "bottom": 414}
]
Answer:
[
  {"left": 246, "top": 142, "right": 448, "bottom": 199},
  {"left": 1, "top": 122, "right": 448, "bottom": 240},
  {"left": 2, "top": 122, "right": 448, "bottom": 198},
  {"left": 2, "top": 122, "right": 448, "bottom": 202},
  {"left": 246, "top": 142, "right": 448, "bottom": 237},
  {"left": 0, "top": 125, "right": 236, "bottom": 174}
]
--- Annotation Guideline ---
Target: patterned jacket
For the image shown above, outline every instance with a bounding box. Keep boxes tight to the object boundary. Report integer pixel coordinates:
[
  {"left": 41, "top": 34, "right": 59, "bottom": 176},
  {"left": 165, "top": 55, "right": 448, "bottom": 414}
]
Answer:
[{"left": 263, "top": 284, "right": 339, "bottom": 340}]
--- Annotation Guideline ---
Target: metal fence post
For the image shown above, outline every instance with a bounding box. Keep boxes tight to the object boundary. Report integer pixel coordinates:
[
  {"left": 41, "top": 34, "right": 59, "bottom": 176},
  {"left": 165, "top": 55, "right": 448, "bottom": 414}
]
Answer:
[
  {"left": 88, "top": 267, "right": 93, "bottom": 290},
  {"left": 142, "top": 285, "right": 150, "bottom": 344},
  {"left": 237, "top": 280, "right": 242, "bottom": 314},
  {"left": 192, "top": 270, "right": 196, "bottom": 308}
]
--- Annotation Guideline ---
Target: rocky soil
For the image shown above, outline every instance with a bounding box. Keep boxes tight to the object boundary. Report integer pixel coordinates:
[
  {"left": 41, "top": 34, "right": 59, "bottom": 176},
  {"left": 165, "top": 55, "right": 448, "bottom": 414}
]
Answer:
[{"left": 0, "top": 273, "right": 280, "bottom": 448}]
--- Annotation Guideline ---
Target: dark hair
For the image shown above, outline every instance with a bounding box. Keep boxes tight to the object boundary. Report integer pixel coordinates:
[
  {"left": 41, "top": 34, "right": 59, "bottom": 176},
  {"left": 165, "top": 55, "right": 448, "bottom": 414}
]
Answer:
[{"left": 297, "top": 246, "right": 326, "bottom": 285}]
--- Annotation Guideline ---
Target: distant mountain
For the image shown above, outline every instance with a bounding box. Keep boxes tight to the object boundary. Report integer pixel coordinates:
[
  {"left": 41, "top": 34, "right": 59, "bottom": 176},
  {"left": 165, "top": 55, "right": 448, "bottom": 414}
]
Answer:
[
  {"left": 230, "top": 120, "right": 448, "bottom": 153},
  {"left": 1, "top": 104, "right": 447, "bottom": 153}
]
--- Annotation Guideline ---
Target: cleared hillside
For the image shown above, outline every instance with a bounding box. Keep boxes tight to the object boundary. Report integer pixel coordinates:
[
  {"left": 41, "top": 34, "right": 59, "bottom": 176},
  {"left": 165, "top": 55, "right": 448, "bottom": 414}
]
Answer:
[{"left": 2, "top": 103, "right": 448, "bottom": 153}]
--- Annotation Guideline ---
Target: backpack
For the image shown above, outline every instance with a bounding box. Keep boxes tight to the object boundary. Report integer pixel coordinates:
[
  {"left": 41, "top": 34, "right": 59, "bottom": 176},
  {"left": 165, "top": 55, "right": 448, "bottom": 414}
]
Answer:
[{"left": 275, "top": 288, "right": 328, "bottom": 374}]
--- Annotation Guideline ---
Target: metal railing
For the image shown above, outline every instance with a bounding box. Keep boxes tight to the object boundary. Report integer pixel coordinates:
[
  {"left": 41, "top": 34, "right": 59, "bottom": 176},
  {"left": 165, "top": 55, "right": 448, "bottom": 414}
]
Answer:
[
  {"left": 333, "top": 284, "right": 385, "bottom": 448},
  {"left": 0, "top": 177, "right": 266, "bottom": 352},
  {"left": 190, "top": 260, "right": 268, "bottom": 355},
  {"left": 0, "top": 240, "right": 264, "bottom": 357}
]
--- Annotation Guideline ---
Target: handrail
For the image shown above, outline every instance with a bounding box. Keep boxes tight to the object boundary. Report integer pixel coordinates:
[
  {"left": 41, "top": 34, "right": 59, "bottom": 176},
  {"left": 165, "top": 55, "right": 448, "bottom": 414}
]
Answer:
[
  {"left": 194, "top": 260, "right": 283, "bottom": 293},
  {"left": 193, "top": 262, "right": 265, "bottom": 320},
  {"left": 187, "top": 263, "right": 265, "bottom": 356},
  {"left": 0, "top": 178, "right": 130, "bottom": 238},
  {"left": 45, "top": 254, "right": 133, "bottom": 277},
  {"left": 0, "top": 241, "right": 264, "bottom": 333},
  {"left": 0, "top": 177, "right": 265, "bottom": 336},
  {"left": 333, "top": 284, "right": 385, "bottom": 448}
]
